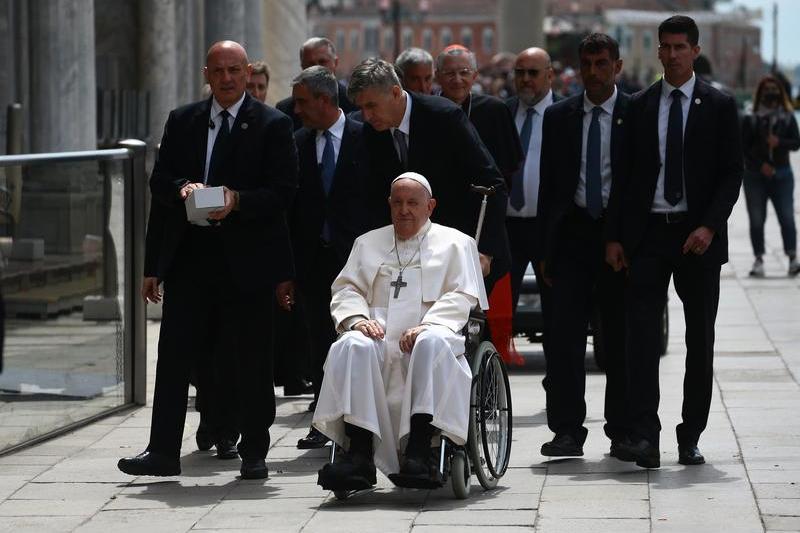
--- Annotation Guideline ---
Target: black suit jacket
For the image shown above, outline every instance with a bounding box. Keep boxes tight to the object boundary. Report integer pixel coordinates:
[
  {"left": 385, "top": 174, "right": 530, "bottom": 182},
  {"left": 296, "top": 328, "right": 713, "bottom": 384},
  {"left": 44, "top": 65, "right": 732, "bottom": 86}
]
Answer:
[
  {"left": 149, "top": 93, "right": 298, "bottom": 291},
  {"left": 363, "top": 92, "right": 508, "bottom": 261},
  {"left": 290, "top": 116, "right": 371, "bottom": 280},
  {"left": 538, "top": 90, "right": 630, "bottom": 269},
  {"left": 605, "top": 78, "right": 743, "bottom": 265},
  {"left": 464, "top": 94, "right": 524, "bottom": 186},
  {"left": 277, "top": 81, "right": 357, "bottom": 131}
]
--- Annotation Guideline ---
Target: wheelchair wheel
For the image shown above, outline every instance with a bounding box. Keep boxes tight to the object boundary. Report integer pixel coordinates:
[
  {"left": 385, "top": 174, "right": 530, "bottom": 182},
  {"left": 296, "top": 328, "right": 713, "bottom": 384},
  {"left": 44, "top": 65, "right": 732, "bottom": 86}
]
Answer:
[
  {"left": 450, "top": 449, "right": 470, "bottom": 499},
  {"left": 468, "top": 341, "right": 512, "bottom": 488}
]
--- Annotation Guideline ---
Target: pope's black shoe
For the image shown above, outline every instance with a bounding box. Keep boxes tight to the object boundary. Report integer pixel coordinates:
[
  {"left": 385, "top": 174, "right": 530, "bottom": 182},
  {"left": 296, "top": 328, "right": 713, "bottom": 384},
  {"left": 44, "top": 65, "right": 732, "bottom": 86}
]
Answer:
[
  {"left": 389, "top": 452, "right": 443, "bottom": 489},
  {"left": 117, "top": 451, "right": 180, "bottom": 476},
  {"left": 541, "top": 434, "right": 584, "bottom": 457},
  {"left": 297, "top": 427, "right": 329, "bottom": 449},
  {"left": 240, "top": 458, "right": 269, "bottom": 479},
  {"left": 678, "top": 445, "right": 705, "bottom": 466},
  {"left": 317, "top": 451, "right": 377, "bottom": 491},
  {"left": 616, "top": 439, "right": 660, "bottom": 469},
  {"left": 215, "top": 439, "right": 239, "bottom": 460}
]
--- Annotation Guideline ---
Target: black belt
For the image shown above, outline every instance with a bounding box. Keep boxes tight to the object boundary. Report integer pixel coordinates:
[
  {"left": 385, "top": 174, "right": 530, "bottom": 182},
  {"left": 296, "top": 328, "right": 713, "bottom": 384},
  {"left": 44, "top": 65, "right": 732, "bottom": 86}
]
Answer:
[
  {"left": 570, "top": 205, "right": 606, "bottom": 222},
  {"left": 649, "top": 211, "right": 688, "bottom": 224}
]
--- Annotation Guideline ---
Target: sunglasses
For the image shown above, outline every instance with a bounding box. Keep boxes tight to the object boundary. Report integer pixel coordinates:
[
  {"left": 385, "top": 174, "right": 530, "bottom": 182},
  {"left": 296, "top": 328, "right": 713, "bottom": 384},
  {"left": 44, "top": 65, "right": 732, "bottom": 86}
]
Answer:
[{"left": 514, "top": 68, "right": 543, "bottom": 78}]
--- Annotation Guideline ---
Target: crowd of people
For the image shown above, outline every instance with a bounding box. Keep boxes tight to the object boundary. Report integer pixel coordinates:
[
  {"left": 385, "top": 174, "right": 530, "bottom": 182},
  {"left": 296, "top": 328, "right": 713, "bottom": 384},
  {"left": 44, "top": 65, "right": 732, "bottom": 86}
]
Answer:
[{"left": 118, "top": 13, "right": 798, "bottom": 491}]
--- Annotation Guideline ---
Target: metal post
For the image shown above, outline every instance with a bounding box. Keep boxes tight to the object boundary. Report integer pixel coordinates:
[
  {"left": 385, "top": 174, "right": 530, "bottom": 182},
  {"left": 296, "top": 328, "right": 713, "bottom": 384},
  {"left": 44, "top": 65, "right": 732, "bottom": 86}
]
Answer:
[{"left": 120, "top": 139, "right": 148, "bottom": 405}]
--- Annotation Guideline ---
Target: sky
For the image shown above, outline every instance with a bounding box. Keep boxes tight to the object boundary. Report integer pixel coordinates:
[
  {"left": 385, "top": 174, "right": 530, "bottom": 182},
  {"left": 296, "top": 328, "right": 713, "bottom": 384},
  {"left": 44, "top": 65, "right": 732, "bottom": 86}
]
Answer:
[{"left": 717, "top": 0, "right": 800, "bottom": 68}]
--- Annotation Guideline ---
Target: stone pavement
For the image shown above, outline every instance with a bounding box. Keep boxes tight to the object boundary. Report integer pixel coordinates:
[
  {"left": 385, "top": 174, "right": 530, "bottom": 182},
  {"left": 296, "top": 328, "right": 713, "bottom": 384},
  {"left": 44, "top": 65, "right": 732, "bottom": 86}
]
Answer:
[{"left": 0, "top": 160, "right": 799, "bottom": 532}]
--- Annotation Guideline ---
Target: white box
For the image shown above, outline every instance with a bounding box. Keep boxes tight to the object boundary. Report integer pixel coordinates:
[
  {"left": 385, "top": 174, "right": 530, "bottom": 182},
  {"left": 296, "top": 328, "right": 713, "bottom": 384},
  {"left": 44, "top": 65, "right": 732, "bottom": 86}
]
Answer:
[{"left": 185, "top": 186, "right": 225, "bottom": 225}]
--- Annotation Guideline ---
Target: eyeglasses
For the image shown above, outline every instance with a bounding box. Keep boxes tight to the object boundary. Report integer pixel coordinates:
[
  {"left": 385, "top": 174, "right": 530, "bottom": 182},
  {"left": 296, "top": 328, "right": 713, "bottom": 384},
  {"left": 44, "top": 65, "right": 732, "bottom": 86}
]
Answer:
[
  {"left": 439, "top": 68, "right": 474, "bottom": 79},
  {"left": 514, "top": 68, "right": 542, "bottom": 78}
]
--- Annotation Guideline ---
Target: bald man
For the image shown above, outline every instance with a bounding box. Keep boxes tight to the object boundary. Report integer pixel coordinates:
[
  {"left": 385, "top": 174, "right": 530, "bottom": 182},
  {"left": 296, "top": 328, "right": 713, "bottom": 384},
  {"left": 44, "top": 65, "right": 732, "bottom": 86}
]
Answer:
[{"left": 118, "top": 41, "right": 298, "bottom": 480}]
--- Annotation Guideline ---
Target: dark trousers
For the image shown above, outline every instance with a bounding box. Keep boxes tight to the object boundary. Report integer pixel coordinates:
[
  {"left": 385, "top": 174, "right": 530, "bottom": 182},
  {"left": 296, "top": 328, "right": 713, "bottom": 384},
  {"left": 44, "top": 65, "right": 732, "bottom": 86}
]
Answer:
[
  {"left": 299, "top": 243, "right": 343, "bottom": 401},
  {"left": 743, "top": 167, "right": 797, "bottom": 256},
  {"left": 507, "top": 216, "right": 552, "bottom": 354},
  {"left": 545, "top": 209, "right": 627, "bottom": 444},
  {"left": 272, "top": 299, "right": 311, "bottom": 388},
  {"left": 149, "top": 228, "right": 275, "bottom": 460},
  {"left": 626, "top": 218, "right": 720, "bottom": 448}
]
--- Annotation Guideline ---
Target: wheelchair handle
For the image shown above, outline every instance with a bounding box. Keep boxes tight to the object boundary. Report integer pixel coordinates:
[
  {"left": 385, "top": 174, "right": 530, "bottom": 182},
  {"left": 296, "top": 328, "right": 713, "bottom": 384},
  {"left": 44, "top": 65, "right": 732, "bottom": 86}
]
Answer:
[
  {"left": 472, "top": 184, "right": 495, "bottom": 242},
  {"left": 470, "top": 185, "right": 496, "bottom": 197}
]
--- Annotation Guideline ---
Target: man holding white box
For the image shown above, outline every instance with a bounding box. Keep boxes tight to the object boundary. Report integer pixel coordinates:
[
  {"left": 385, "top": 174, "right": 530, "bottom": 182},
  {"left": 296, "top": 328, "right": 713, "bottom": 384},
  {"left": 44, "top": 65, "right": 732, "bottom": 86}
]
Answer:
[{"left": 119, "top": 40, "right": 298, "bottom": 480}]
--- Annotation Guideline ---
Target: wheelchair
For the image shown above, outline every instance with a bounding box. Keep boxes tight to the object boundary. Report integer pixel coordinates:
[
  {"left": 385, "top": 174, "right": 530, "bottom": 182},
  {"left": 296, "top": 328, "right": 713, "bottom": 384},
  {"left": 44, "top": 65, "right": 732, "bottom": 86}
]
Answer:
[{"left": 330, "top": 308, "right": 513, "bottom": 500}]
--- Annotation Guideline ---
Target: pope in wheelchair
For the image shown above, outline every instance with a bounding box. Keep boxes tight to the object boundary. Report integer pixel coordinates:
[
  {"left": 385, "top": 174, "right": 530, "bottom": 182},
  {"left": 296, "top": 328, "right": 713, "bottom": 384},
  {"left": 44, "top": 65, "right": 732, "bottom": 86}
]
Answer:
[{"left": 313, "top": 172, "right": 489, "bottom": 492}]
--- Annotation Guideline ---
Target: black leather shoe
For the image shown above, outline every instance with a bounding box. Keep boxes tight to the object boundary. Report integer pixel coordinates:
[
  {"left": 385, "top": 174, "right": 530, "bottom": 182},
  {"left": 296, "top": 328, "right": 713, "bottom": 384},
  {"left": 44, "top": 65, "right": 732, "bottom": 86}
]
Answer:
[
  {"left": 297, "top": 427, "right": 329, "bottom": 449},
  {"left": 678, "top": 445, "right": 705, "bottom": 465},
  {"left": 117, "top": 451, "right": 180, "bottom": 476},
  {"left": 196, "top": 421, "right": 214, "bottom": 451},
  {"left": 616, "top": 439, "right": 660, "bottom": 468},
  {"left": 215, "top": 439, "right": 239, "bottom": 460},
  {"left": 240, "top": 458, "right": 269, "bottom": 479},
  {"left": 284, "top": 379, "right": 314, "bottom": 396},
  {"left": 317, "top": 450, "right": 376, "bottom": 491},
  {"left": 541, "top": 434, "right": 584, "bottom": 457},
  {"left": 609, "top": 437, "right": 631, "bottom": 459}
]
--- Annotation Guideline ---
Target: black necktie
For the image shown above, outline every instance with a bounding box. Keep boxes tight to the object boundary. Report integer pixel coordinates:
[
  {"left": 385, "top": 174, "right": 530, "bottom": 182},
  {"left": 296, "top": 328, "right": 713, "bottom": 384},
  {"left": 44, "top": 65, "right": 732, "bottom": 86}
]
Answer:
[
  {"left": 393, "top": 129, "right": 408, "bottom": 170},
  {"left": 207, "top": 109, "right": 231, "bottom": 186},
  {"left": 664, "top": 88, "right": 684, "bottom": 206}
]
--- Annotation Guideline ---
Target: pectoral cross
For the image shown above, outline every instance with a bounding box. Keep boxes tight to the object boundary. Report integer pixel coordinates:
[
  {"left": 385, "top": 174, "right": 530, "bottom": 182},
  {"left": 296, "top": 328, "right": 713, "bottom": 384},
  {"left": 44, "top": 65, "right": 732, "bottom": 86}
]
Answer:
[{"left": 390, "top": 273, "right": 407, "bottom": 299}]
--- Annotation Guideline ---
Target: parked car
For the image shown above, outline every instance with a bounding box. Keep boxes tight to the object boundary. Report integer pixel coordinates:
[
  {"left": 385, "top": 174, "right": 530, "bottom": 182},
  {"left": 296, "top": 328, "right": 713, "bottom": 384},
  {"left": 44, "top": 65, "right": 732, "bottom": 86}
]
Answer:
[{"left": 512, "top": 265, "right": 668, "bottom": 370}]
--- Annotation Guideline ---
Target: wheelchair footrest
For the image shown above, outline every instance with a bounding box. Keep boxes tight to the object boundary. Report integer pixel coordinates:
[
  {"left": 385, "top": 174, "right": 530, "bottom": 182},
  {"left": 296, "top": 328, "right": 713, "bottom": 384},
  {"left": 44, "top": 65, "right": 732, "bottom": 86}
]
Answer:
[{"left": 388, "top": 472, "right": 445, "bottom": 490}]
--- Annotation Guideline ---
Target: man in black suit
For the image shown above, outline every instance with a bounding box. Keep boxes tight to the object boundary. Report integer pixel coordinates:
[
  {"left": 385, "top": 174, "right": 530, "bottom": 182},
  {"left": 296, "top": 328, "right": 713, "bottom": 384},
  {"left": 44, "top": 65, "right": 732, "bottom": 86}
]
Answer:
[
  {"left": 608, "top": 16, "right": 742, "bottom": 468},
  {"left": 285, "top": 66, "right": 372, "bottom": 450},
  {"left": 276, "top": 37, "right": 358, "bottom": 131},
  {"left": 347, "top": 58, "right": 507, "bottom": 279},
  {"left": 118, "top": 41, "right": 298, "bottom": 479},
  {"left": 142, "top": 200, "right": 239, "bottom": 458},
  {"left": 537, "top": 33, "right": 629, "bottom": 458},
  {"left": 396, "top": 47, "right": 434, "bottom": 95}
]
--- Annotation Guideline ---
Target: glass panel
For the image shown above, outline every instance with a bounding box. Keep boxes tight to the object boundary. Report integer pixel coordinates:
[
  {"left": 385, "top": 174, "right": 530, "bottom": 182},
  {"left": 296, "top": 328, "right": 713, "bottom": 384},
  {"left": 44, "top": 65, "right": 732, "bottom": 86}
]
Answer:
[{"left": 0, "top": 158, "right": 127, "bottom": 452}]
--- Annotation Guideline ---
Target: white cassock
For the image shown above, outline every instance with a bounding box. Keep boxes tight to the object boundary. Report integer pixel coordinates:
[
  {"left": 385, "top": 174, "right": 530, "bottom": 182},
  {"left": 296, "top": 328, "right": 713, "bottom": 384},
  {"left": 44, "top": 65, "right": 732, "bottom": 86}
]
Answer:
[{"left": 313, "top": 220, "right": 489, "bottom": 476}]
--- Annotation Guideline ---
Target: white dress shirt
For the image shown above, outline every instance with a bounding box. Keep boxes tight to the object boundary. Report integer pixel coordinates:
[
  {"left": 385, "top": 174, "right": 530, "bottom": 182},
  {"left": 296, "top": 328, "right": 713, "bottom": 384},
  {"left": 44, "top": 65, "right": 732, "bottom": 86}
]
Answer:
[
  {"left": 315, "top": 109, "right": 345, "bottom": 164},
  {"left": 507, "top": 89, "right": 554, "bottom": 218},
  {"left": 575, "top": 87, "right": 617, "bottom": 209},
  {"left": 204, "top": 92, "right": 245, "bottom": 184},
  {"left": 390, "top": 91, "right": 412, "bottom": 159},
  {"left": 652, "top": 73, "right": 695, "bottom": 212}
]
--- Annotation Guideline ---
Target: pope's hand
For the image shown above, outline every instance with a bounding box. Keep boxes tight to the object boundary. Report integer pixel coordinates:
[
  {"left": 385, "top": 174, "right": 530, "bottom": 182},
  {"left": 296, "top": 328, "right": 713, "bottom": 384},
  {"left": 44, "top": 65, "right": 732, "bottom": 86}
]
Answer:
[
  {"left": 275, "top": 280, "right": 295, "bottom": 311},
  {"left": 399, "top": 325, "right": 426, "bottom": 353},
  {"left": 355, "top": 319, "right": 385, "bottom": 340},
  {"left": 179, "top": 182, "right": 205, "bottom": 200},
  {"left": 141, "top": 277, "right": 162, "bottom": 303}
]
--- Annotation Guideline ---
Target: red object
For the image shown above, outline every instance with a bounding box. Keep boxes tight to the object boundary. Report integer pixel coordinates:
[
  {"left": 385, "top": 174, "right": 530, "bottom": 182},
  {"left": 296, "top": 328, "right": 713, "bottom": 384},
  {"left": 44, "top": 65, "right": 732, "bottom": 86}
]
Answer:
[{"left": 486, "top": 273, "right": 524, "bottom": 367}]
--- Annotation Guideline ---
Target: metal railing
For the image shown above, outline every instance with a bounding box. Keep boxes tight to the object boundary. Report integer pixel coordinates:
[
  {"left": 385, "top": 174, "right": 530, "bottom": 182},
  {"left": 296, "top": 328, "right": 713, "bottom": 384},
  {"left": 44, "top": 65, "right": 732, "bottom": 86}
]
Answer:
[{"left": 0, "top": 140, "right": 148, "bottom": 412}]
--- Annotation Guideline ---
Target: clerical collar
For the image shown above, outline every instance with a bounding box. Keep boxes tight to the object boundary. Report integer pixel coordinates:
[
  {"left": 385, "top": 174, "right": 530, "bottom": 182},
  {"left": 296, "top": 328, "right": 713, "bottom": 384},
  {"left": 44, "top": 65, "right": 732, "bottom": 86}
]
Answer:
[
  {"left": 390, "top": 91, "right": 412, "bottom": 137},
  {"left": 211, "top": 92, "right": 246, "bottom": 121}
]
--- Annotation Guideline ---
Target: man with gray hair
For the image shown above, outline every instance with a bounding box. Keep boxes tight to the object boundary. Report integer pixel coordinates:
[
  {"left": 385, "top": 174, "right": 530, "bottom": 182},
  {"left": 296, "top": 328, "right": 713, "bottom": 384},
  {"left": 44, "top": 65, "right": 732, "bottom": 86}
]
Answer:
[
  {"left": 284, "top": 65, "right": 372, "bottom": 450},
  {"left": 348, "top": 57, "right": 509, "bottom": 283},
  {"left": 277, "top": 37, "right": 357, "bottom": 130},
  {"left": 395, "top": 47, "right": 434, "bottom": 95}
]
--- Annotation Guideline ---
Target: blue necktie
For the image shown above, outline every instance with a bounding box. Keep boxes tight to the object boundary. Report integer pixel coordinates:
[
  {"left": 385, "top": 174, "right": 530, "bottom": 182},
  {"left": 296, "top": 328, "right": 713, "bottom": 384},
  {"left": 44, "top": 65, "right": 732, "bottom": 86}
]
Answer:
[
  {"left": 320, "top": 130, "right": 336, "bottom": 241},
  {"left": 664, "top": 88, "right": 684, "bottom": 206},
  {"left": 207, "top": 109, "right": 230, "bottom": 185},
  {"left": 585, "top": 106, "right": 603, "bottom": 219},
  {"left": 510, "top": 107, "right": 535, "bottom": 211}
]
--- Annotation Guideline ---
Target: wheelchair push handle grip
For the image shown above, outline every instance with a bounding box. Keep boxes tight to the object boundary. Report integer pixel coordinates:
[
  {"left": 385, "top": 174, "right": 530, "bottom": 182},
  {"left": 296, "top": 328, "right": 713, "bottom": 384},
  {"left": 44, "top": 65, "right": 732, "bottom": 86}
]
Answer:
[{"left": 470, "top": 185, "right": 496, "bottom": 197}]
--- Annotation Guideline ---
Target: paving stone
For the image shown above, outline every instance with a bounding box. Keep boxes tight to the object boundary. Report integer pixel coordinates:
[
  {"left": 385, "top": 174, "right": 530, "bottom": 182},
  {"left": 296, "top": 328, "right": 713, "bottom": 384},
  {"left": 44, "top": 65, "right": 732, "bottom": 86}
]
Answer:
[
  {"left": 534, "top": 517, "right": 649, "bottom": 533},
  {"left": 0, "top": 515, "right": 85, "bottom": 532},
  {"left": 414, "top": 509, "right": 536, "bottom": 526}
]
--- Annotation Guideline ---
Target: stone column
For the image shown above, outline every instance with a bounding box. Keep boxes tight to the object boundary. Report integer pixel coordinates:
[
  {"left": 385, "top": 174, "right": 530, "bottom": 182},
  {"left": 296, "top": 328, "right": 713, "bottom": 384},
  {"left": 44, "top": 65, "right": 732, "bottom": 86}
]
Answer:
[
  {"left": 244, "top": 0, "right": 263, "bottom": 61},
  {"left": 21, "top": 0, "right": 101, "bottom": 254},
  {"left": 175, "top": 0, "right": 205, "bottom": 105},
  {"left": 139, "top": 0, "right": 177, "bottom": 145},
  {"left": 262, "top": 0, "right": 307, "bottom": 104},
  {"left": 498, "top": 0, "right": 545, "bottom": 54},
  {"left": 205, "top": 0, "right": 245, "bottom": 47}
]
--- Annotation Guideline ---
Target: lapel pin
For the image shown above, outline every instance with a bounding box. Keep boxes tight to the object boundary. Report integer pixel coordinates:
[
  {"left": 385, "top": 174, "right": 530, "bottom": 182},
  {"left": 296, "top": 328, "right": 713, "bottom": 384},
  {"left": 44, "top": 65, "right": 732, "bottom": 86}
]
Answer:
[
  {"left": 241, "top": 122, "right": 248, "bottom": 130},
  {"left": 694, "top": 98, "right": 701, "bottom": 105},
  {"left": 616, "top": 118, "right": 623, "bottom": 125}
]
